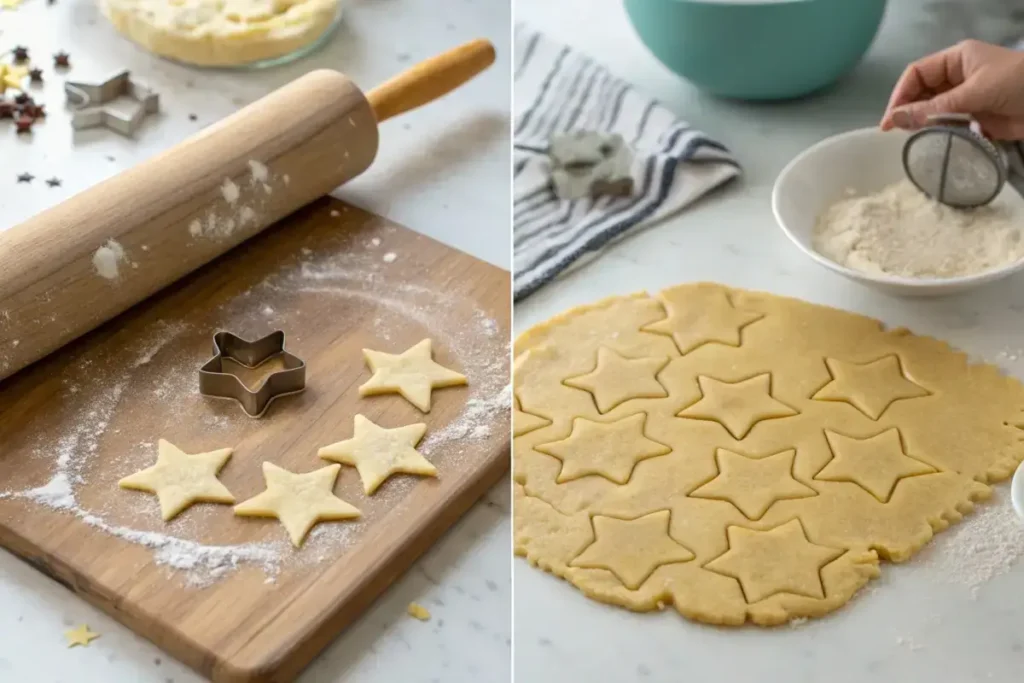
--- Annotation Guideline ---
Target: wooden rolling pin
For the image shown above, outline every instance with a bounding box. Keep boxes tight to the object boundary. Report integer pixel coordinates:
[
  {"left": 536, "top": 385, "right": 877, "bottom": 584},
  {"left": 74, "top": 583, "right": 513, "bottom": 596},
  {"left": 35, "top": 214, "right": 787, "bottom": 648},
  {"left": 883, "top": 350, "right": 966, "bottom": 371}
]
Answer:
[{"left": 0, "top": 39, "right": 495, "bottom": 384}]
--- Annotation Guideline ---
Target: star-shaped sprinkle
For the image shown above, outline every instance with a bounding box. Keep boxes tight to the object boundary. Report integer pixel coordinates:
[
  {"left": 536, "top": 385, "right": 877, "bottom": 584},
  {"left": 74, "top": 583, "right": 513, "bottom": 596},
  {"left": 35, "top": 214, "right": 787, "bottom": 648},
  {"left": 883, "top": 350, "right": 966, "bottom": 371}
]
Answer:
[
  {"left": 234, "top": 463, "right": 360, "bottom": 547},
  {"left": 53, "top": 51, "right": 70, "bottom": 69},
  {"left": 571, "top": 510, "right": 695, "bottom": 589},
  {"left": 14, "top": 114, "right": 32, "bottom": 134},
  {"left": 0, "top": 63, "right": 28, "bottom": 93},
  {"left": 513, "top": 394, "right": 550, "bottom": 437},
  {"left": 812, "top": 355, "right": 929, "bottom": 420},
  {"left": 689, "top": 448, "right": 816, "bottom": 519},
  {"left": 118, "top": 439, "right": 235, "bottom": 521},
  {"left": 816, "top": 428, "right": 937, "bottom": 503},
  {"left": 318, "top": 414, "right": 436, "bottom": 494},
  {"left": 65, "top": 624, "right": 100, "bottom": 648},
  {"left": 16, "top": 172, "right": 33, "bottom": 183},
  {"left": 0, "top": 100, "right": 13, "bottom": 118},
  {"left": 564, "top": 347, "right": 669, "bottom": 413},
  {"left": 28, "top": 68, "right": 42, "bottom": 84},
  {"left": 535, "top": 412, "right": 670, "bottom": 484},
  {"left": 359, "top": 338, "right": 467, "bottom": 412},
  {"left": 678, "top": 374, "right": 798, "bottom": 439},
  {"left": 45, "top": 177, "right": 61, "bottom": 187},
  {"left": 704, "top": 519, "right": 843, "bottom": 603},
  {"left": 11, "top": 46, "right": 28, "bottom": 63},
  {"left": 643, "top": 285, "right": 763, "bottom": 355}
]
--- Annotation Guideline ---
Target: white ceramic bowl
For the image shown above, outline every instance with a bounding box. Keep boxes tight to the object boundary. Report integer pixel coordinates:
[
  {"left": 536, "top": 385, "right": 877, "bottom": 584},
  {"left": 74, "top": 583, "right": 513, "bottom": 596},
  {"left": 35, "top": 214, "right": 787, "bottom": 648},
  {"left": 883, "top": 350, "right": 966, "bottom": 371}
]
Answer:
[
  {"left": 1013, "top": 460, "right": 1024, "bottom": 524},
  {"left": 772, "top": 127, "right": 1024, "bottom": 296}
]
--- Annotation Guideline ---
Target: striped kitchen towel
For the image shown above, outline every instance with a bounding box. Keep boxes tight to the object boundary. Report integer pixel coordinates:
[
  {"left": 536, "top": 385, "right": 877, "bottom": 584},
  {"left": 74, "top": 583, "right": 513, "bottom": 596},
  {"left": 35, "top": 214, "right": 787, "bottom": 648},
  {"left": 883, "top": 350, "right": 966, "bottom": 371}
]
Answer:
[{"left": 514, "top": 25, "right": 741, "bottom": 301}]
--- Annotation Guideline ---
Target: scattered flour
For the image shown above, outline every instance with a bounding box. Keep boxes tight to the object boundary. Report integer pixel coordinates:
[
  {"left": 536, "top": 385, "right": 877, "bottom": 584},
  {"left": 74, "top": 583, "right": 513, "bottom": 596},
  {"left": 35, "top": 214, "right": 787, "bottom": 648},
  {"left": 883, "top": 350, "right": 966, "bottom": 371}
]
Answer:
[
  {"left": 282, "top": 174, "right": 290, "bottom": 186},
  {"left": 813, "top": 180, "right": 1024, "bottom": 278},
  {"left": 370, "top": 238, "right": 381, "bottom": 247},
  {"left": 221, "top": 178, "right": 240, "bottom": 204},
  {"left": 248, "top": 160, "right": 269, "bottom": 183},
  {"left": 1, "top": 242, "right": 509, "bottom": 588},
  {"left": 919, "top": 494, "right": 1024, "bottom": 597},
  {"left": 330, "top": 210, "right": 340, "bottom": 218},
  {"left": 92, "top": 240, "right": 127, "bottom": 280},
  {"left": 239, "top": 206, "right": 256, "bottom": 226},
  {"left": 382, "top": 252, "right": 397, "bottom": 263},
  {"left": 189, "top": 219, "right": 202, "bottom": 237}
]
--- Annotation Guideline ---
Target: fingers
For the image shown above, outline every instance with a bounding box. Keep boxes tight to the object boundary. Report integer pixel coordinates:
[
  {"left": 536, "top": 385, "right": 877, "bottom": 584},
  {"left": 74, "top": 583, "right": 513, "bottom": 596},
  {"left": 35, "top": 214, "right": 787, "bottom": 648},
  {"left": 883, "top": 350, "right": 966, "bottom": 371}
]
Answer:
[
  {"left": 886, "top": 44, "right": 966, "bottom": 112},
  {"left": 881, "top": 86, "right": 975, "bottom": 130},
  {"left": 881, "top": 44, "right": 968, "bottom": 130},
  {"left": 974, "top": 113, "right": 1024, "bottom": 140}
]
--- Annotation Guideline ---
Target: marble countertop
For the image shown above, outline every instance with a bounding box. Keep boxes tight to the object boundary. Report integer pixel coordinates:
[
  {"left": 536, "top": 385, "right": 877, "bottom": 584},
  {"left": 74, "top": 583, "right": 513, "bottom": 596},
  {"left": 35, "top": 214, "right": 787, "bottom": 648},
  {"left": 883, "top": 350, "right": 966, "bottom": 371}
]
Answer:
[
  {"left": 0, "top": 1, "right": 510, "bottom": 681},
  {"left": 514, "top": 1, "right": 1024, "bottom": 682}
]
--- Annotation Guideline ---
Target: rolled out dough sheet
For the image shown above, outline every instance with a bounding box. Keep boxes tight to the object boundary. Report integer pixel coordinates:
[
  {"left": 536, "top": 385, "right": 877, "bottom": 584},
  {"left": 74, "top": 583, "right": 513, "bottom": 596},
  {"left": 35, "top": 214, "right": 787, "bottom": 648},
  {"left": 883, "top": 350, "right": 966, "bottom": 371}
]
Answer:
[{"left": 513, "top": 282, "right": 1024, "bottom": 625}]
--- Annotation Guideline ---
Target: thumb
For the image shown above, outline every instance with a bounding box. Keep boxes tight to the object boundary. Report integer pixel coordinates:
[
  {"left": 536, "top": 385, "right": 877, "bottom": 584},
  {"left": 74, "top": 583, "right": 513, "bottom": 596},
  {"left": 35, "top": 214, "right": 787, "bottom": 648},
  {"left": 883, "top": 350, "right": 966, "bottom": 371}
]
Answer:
[{"left": 890, "top": 84, "right": 977, "bottom": 129}]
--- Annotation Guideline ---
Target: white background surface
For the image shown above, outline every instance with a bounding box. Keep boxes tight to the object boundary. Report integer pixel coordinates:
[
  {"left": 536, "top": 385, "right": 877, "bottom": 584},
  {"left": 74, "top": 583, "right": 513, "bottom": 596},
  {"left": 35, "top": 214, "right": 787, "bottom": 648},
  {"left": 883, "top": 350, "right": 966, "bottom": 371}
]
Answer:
[
  {"left": 0, "top": 1, "right": 511, "bottom": 682},
  {"left": 514, "top": 1, "right": 1024, "bottom": 682}
]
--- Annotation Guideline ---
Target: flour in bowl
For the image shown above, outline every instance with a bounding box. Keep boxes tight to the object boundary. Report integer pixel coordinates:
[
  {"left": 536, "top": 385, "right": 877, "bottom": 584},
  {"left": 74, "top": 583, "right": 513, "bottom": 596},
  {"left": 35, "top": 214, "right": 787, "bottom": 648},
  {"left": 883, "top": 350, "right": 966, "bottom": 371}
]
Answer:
[{"left": 812, "top": 179, "right": 1024, "bottom": 278}]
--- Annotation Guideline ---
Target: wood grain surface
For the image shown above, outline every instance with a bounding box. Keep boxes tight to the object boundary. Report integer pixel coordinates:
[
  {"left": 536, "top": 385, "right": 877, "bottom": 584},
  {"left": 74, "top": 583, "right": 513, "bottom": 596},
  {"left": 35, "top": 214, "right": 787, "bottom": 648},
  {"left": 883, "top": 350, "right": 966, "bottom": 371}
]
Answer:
[
  {"left": 0, "top": 69, "right": 378, "bottom": 385},
  {"left": 0, "top": 199, "right": 510, "bottom": 682}
]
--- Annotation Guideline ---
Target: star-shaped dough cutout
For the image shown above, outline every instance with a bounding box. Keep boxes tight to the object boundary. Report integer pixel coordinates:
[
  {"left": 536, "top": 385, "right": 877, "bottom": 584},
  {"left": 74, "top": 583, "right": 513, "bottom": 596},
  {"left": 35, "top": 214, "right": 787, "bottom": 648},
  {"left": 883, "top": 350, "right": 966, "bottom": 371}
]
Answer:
[
  {"left": 704, "top": 519, "right": 843, "bottom": 603},
  {"left": 643, "top": 286, "right": 763, "bottom": 355},
  {"left": 689, "top": 448, "right": 816, "bottom": 519},
  {"left": 678, "top": 374, "right": 798, "bottom": 439},
  {"left": 234, "top": 463, "right": 360, "bottom": 547},
  {"left": 513, "top": 394, "right": 550, "bottom": 436},
  {"left": 571, "top": 510, "right": 695, "bottom": 589},
  {"left": 535, "top": 412, "right": 670, "bottom": 484},
  {"left": 319, "top": 415, "right": 436, "bottom": 494},
  {"left": 65, "top": 624, "right": 100, "bottom": 648},
  {"left": 0, "top": 63, "right": 28, "bottom": 93},
  {"left": 118, "top": 439, "right": 235, "bottom": 521},
  {"left": 812, "top": 355, "right": 930, "bottom": 420},
  {"left": 359, "top": 338, "right": 467, "bottom": 412},
  {"left": 816, "top": 428, "right": 937, "bottom": 503},
  {"left": 564, "top": 347, "right": 669, "bottom": 413}
]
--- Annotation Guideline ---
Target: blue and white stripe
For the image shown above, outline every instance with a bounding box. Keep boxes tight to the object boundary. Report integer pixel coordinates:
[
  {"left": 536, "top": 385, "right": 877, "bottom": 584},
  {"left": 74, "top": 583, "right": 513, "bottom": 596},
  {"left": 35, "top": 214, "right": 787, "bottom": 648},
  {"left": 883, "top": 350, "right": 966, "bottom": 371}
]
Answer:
[{"left": 513, "top": 25, "right": 741, "bottom": 301}]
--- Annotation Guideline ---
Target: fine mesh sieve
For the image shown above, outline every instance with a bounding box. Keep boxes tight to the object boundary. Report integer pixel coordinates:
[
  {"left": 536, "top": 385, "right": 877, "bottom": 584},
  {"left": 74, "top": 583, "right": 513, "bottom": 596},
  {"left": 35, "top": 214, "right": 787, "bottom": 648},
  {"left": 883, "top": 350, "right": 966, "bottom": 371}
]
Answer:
[{"left": 902, "top": 114, "right": 1006, "bottom": 208}]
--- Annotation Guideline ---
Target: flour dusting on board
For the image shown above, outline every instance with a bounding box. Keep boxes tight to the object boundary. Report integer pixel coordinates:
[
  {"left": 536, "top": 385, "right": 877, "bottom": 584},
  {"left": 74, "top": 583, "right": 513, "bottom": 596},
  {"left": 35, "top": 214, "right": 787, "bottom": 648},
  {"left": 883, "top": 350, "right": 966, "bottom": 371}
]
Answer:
[{"left": 0, "top": 232, "right": 508, "bottom": 588}]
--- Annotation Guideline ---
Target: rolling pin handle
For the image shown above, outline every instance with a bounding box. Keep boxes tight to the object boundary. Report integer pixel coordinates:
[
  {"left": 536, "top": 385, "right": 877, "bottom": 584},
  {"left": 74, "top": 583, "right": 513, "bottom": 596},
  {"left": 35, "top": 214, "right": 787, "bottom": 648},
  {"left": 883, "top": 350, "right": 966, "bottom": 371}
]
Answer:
[{"left": 366, "top": 38, "right": 496, "bottom": 123}]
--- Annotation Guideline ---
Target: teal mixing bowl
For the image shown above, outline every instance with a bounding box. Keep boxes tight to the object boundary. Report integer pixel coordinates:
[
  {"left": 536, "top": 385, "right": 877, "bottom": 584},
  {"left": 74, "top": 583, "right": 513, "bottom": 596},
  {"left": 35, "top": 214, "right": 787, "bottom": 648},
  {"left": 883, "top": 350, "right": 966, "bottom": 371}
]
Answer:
[{"left": 623, "top": 0, "right": 887, "bottom": 100}]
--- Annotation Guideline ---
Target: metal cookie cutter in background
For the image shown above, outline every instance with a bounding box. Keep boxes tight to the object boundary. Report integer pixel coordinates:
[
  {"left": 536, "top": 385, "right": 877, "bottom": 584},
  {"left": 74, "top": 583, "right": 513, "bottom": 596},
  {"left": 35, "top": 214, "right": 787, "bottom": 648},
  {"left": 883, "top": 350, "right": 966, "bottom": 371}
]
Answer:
[
  {"left": 64, "top": 69, "right": 159, "bottom": 137},
  {"left": 199, "top": 331, "right": 306, "bottom": 418}
]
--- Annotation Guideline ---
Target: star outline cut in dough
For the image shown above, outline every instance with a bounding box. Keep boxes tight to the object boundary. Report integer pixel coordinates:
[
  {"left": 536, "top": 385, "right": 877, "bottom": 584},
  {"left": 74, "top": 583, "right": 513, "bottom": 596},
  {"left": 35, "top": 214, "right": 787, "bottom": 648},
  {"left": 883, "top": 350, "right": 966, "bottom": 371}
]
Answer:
[
  {"left": 513, "top": 393, "right": 551, "bottom": 437},
  {"left": 318, "top": 414, "right": 436, "bottom": 494},
  {"left": 812, "top": 355, "right": 931, "bottom": 420},
  {"left": 563, "top": 346, "right": 670, "bottom": 413},
  {"left": 535, "top": 412, "right": 671, "bottom": 484},
  {"left": 689, "top": 448, "right": 817, "bottom": 520},
  {"left": 359, "top": 339, "right": 467, "bottom": 413},
  {"left": 677, "top": 373, "right": 799, "bottom": 440},
  {"left": 571, "top": 509, "right": 696, "bottom": 590},
  {"left": 703, "top": 518, "right": 844, "bottom": 604},
  {"left": 118, "top": 439, "right": 235, "bottom": 521},
  {"left": 234, "top": 462, "right": 361, "bottom": 547},
  {"left": 642, "top": 286, "right": 764, "bottom": 356},
  {"left": 816, "top": 428, "right": 938, "bottom": 503}
]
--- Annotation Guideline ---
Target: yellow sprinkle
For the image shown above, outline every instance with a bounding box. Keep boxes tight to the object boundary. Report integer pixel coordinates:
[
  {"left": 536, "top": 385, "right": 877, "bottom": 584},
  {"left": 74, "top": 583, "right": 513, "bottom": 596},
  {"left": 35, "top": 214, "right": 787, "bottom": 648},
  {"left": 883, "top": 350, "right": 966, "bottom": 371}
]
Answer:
[
  {"left": 65, "top": 624, "right": 100, "bottom": 648},
  {"left": 0, "top": 0, "right": 23, "bottom": 9},
  {"left": 407, "top": 602, "right": 431, "bottom": 621}
]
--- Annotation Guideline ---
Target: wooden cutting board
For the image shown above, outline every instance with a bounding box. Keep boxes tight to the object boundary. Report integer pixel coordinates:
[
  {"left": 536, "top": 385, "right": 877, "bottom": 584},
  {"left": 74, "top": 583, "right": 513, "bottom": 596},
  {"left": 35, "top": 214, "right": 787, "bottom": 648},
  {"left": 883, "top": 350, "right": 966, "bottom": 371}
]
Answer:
[{"left": 0, "top": 197, "right": 510, "bottom": 682}]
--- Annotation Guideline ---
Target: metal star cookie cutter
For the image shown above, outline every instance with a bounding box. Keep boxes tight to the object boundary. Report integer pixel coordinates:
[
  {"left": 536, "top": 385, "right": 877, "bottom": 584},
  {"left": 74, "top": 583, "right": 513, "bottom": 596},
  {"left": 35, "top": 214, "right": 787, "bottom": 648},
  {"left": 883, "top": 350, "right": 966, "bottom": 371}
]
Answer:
[
  {"left": 199, "top": 331, "right": 306, "bottom": 418},
  {"left": 64, "top": 69, "right": 159, "bottom": 137}
]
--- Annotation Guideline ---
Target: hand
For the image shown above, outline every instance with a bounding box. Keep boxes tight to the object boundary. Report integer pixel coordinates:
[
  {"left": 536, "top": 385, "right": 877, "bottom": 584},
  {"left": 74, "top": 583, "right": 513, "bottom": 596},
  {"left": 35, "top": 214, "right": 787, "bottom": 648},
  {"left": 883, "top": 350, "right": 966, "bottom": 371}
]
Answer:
[{"left": 880, "top": 39, "right": 1024, "bottom": 140}]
